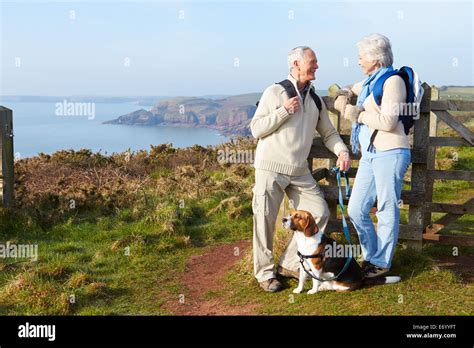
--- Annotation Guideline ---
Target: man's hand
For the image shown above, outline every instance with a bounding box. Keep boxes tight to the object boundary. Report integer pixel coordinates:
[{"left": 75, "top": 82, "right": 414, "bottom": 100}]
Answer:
[
  {"left": 336, "top": 151, "right": 351, "bottom": 172},
  {"left": 284, "top": 96, "right": 300, "bottom": 115},
  {"left": 344, "top": 105, "right": 363, "bottom": 123}
]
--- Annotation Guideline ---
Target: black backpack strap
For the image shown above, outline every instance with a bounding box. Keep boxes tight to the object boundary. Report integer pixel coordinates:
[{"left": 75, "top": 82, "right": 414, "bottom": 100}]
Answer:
[
  {"left": 277, "top": 79, "right": 298, "bottom": 99},
  {"left": 256, "top": 79, "right": 297, "bottom": 107},
  {"left": 277, "top": 79, "right": 322, "bottom": 112},
  {"left": 309, "top": 88, "right": 322, "bottom": 112},
  {"left": 258, "top": 79, "right": 323, "bottom": 112}
]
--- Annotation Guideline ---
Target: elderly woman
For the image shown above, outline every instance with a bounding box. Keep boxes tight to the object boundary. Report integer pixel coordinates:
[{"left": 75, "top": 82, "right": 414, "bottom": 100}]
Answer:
[{"left": 334, "top": 33, "right": 411, "bottom": 278}]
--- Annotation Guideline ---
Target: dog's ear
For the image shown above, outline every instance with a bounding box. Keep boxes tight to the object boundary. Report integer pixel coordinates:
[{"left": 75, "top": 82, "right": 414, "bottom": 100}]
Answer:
[{"left": 303, "top": 213, "right": 318, "bottom": 237}]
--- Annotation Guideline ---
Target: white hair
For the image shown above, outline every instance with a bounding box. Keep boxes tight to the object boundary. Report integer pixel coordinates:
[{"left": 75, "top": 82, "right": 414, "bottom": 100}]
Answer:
[
  {"left": 288, "top": 46, "right": 312, "bottom": 70},
  {"left": 356, "top": 33, "right": 393, "bottom": 67}
]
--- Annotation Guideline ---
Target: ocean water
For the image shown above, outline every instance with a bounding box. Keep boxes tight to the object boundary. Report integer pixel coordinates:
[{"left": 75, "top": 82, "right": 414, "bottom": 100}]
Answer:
[{"left": 0, "top": 101, "right": 229, "bottom": 158}]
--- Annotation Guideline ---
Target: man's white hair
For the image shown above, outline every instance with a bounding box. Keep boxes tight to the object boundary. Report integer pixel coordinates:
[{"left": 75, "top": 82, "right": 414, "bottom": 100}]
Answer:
[
  {"left": 356, "top": 33, "right": 393, "bottom": 67},
  {"left": 288, "top": 46, "right": 312, "bottom": 70}
]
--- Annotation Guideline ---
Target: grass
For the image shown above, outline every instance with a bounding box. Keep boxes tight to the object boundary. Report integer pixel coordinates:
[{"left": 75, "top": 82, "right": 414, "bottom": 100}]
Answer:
[
  {"left": 224, "top": 243, "right": 474, "bottom": 315},
  {"left": 439, "top": 86, "right": 474, "bottom": 101},
  {"left": 0, "top": 147, "right": 256, "bottom": 315},
  {"left": 0, "top": 130, "right": 472, "bottom": 315},
  {"left": 0, "top": 193, "right": 253, "bottom": 315},
  {"left": 1, "top": 215, "right": 170, "bottom": 315}
]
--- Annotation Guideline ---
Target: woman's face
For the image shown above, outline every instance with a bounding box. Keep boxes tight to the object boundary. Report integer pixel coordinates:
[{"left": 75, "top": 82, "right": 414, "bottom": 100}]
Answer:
[{"left": 358, "top": 52, "right": 381, "bottom": 75}]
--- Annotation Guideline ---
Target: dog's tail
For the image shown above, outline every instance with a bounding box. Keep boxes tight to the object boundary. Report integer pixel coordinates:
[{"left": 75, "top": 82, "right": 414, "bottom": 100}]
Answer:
[{"left": 363, "top": 276, "right": 401, "bottom": 286}]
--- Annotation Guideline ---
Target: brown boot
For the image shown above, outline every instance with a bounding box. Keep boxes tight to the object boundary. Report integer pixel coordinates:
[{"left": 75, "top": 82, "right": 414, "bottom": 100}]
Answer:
[
  {"left": 259, "top": 278, "right": 282, "bottom": 293},
  {"left": 277, "top": 265, "right": 299, "bottom": 279}
]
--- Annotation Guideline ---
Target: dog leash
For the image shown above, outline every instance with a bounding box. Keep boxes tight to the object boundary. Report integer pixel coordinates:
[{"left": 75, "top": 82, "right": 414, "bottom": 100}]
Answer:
[{"left": 297, "top": 167, "right": 353, "bottom": 282}]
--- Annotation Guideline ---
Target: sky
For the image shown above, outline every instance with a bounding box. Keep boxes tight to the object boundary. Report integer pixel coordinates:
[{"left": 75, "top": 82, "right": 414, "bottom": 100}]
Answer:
[{"left": 0, "top": 0, "right": 472, "bottom": 96}]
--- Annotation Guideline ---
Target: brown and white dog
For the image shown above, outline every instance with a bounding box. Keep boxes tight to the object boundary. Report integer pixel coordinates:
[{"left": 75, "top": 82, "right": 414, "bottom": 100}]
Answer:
[{"left": 282, "top": 210, "right": 401, "bottom": 294}]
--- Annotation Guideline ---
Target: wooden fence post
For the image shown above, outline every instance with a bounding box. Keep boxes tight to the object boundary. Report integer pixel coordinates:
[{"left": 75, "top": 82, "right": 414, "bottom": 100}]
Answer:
[
  {"left": 407, "top": 83, "right": 431, "bottom": 250},
  {"left": 425, "top": 86, "right": 439, "bottom": 228},
  {"left": 0, "top": 106, "right": 14, "bottom": 207}
]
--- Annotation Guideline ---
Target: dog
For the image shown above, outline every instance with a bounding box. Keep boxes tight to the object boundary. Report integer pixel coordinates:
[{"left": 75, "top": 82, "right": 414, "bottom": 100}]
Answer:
[{"left": 282, "top": 210, "right": 401, "bottom": 294}]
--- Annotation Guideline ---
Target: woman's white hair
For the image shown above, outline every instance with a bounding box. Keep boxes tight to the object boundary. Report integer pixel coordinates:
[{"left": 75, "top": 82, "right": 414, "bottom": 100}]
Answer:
[
  {"left": 288, "top": 46, "right": 311, "bottom": 70},
  {"left": 356, "top": 33, "right": 393, "bottom": 67}
]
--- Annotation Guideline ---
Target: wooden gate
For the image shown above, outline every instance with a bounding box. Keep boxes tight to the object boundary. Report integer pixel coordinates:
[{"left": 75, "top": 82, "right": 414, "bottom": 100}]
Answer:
[
  {"left": 0, "top": 106, "right": 14, "bottom": 207},
  {"left": 306, "top": 83, "right": 474, "bottom": 249}
]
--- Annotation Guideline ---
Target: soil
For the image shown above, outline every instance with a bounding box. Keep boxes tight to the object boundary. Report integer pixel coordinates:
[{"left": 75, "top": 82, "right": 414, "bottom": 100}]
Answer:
[
  {"left": 163, "top": 239, "right": 474, "bottom": 315},
  {"left": 163, "top": 240, "right": 260, "bottom": 315}
]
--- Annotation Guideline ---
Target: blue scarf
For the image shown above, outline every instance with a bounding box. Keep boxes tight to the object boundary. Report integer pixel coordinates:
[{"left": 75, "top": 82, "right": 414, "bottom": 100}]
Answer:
[{"left": 351, "top": 65, "right": 394, "bottom": 154}]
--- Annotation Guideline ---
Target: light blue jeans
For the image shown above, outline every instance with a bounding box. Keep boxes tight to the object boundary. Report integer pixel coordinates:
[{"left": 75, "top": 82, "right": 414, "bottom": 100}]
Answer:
[{"left": 347, "top": 152, "right": 411, "bottom": 269}]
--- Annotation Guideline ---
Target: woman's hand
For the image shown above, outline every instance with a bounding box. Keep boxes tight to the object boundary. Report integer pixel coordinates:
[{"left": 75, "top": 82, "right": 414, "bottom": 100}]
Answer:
[
  {"left": 334, "top": 96, "right": 348, "bottom": 118},
  {"left": 344, "top": 105, "right": 364, "bottom": 123},
  {"left": 333, "top": 88, "right": 354, "bottom": 119},
  {"left": 336, "top": 151, "right": 351, "bottom": 172}
]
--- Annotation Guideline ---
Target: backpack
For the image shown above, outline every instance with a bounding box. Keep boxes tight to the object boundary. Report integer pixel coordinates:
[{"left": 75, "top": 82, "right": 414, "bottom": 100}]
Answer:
[
  {"left": 367, "top": 66, "right": 424, "bottom": 152},
  {"left": 256, "top": 79, "right": 322, "bottom": 112}
]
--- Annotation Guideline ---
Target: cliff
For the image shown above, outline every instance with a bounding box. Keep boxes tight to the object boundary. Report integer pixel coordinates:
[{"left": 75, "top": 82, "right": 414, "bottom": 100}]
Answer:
[{"left": 103, "top": 93, "right": 261, "bottom": 136}]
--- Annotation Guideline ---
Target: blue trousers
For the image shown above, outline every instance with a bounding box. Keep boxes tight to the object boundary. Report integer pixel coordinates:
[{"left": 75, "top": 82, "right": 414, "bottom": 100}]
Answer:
[{"left": 347, "top": 152, "right": 411, "bottom": 269}]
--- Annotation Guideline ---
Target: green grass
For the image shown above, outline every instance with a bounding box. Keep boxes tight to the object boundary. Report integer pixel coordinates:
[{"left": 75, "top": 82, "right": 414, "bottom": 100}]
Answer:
[
  {"left": 439, "top": 86, "right": 474, "bottom": 101},
  {"left": 5, "top": 230, "right": 470, "bottom": 316},
  {"left": 223, "top": 243, "right": 474, "bottom": 315},
  {"left": 1, "top": 216, "right": 169, "bottom": 314},
  {"left": 0, "top": 190, "right": 253, "bottom": 315},
  {"left": 1, "top": 178, "right": 472, "bottom": 315},
  {"left": 0, "top": 236, "right": 246, "bottom": 315},
  {"left": 1, "top": 134, "right": 472, "bottom": 315}
]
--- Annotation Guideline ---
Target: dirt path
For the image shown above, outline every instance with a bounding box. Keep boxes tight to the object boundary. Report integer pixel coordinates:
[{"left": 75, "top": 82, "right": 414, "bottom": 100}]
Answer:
[
  {"left": 164, "top": 240, "right": 260, "bottom": 315},
  {"left": 163, "top": 239, "right": 473, "bottom": 316}
]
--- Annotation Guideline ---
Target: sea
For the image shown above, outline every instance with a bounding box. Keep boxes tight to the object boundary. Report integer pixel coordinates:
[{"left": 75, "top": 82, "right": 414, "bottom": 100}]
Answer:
[{"left": 0, "top": 101, "right": 229, "bottom": 159}]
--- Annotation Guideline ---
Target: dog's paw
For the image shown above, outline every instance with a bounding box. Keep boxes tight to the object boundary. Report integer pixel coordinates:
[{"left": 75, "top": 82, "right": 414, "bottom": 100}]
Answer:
[
  {"left": 318, "top": 282, "right": 332, "bottom": 291},
  {"left": 292, "top": 287, "right": 303, "bottom": 294},
  {"left": 307, "top": 288, "right": 319, "bottom": 294}
]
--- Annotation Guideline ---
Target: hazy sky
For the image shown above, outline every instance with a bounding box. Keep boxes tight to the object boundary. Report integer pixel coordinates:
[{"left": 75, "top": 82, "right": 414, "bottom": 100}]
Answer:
[{"left": 1, "top": 0, "right": 472, "bottom": 96}]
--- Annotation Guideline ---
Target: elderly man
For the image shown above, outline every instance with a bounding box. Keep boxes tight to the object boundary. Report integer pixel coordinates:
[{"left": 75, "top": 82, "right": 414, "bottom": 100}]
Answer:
[{"left": 251, "top": 46, "right": 351, "bottom": 292}]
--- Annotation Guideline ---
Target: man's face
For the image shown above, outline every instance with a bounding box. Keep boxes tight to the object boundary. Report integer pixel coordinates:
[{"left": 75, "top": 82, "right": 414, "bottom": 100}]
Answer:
[{"left": 297, "top": 49, "right": 318, "bottom": 83}]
